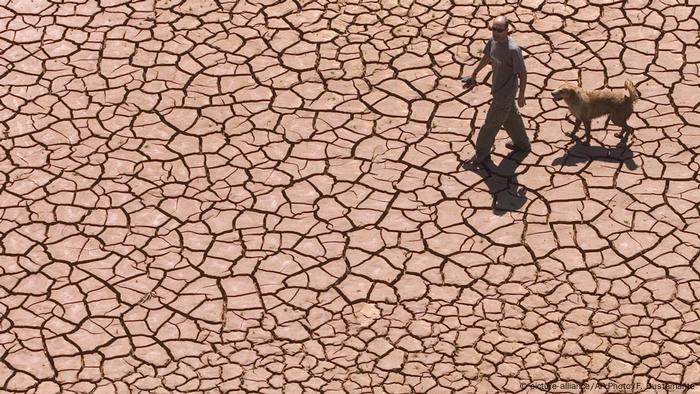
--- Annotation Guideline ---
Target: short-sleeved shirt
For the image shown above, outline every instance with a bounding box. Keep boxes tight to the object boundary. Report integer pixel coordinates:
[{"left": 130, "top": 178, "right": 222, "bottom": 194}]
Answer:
[{"left": 484, "top": 37, "right": 526, "bottom": 107}]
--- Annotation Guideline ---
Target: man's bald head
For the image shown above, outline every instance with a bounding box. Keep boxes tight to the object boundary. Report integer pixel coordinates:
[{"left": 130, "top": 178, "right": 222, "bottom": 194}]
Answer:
[
  {"left": 493, "top": 16, "right": 509, "bottom": 28},
  {"left": 491, "top": 16, "right": 509, "bottom": 42}
]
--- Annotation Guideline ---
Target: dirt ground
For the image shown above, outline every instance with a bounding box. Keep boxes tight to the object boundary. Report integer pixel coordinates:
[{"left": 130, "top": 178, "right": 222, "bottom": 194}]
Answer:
[{"left": 0, "top": 0, "right": 699, "bottom": 393}]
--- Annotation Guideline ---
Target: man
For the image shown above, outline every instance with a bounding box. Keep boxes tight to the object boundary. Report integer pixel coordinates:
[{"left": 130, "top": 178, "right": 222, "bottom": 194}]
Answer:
[{"left": 464, "top": 16, "right": 530, "bottom": 167}]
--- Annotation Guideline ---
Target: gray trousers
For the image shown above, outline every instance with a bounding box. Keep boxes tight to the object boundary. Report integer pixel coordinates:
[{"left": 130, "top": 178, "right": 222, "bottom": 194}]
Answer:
[{"left": 473, "top": 102, "right": 530, "bottom": 162}]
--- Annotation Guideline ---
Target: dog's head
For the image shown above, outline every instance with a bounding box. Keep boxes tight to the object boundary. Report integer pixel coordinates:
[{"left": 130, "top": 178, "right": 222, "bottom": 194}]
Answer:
[{"left": 552, "top": 83, "right": 579, "bottom": 102}]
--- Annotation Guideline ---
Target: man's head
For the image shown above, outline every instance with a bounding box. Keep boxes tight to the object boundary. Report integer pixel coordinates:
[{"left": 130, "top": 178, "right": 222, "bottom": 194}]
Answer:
[{"left": 491, "top": 16, "right": 509, "bottom": 43}]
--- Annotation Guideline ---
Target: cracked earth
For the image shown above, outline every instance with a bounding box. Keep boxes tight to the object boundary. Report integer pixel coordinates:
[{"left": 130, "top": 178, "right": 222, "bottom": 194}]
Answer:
[{"left": 0, "top": 0, "right": 699, "bottom": 393}]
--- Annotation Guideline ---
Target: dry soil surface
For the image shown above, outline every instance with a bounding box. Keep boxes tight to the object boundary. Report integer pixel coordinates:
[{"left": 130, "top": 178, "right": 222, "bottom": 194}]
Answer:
[{"left": 0, "top": 0, "right": 699, "bottom": 393}]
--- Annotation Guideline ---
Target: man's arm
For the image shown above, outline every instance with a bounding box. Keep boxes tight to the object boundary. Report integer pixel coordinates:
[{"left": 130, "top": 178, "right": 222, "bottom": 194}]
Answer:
[
  {"left": 471, "top": 54, "right": 490, "bottom": 79},
  {"left": 518, "top": 70, "right": 527, "bottom": 107},
  {"left": 514, "top": 45, "right": 527, "bottom": 107}
]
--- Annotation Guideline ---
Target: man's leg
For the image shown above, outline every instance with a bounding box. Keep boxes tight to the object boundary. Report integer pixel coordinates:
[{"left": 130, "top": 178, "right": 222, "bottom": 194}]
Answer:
[
  {"left": 472, "top": 104, "right": 510, "bottom": 162},
  {"left": 503, "top": 104, "right": 530, "bottom": 151}
]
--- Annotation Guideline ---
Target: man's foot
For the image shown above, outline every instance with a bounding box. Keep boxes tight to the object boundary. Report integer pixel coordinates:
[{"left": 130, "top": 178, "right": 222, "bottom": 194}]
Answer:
[
  {"left": 462, "top": 156, "right": 489, "bottom": 170},
  {"left": 505, "top": 142, "right": 530, "bottom": 152}
]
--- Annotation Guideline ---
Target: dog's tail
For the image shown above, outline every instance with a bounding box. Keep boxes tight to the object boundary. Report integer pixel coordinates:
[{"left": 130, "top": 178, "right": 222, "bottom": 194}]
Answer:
[{"left": 625, "top": 80, "right": 640, "bottom": 102}]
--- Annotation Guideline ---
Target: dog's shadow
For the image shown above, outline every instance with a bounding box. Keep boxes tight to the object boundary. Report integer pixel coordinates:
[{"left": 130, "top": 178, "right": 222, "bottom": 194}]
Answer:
[
  {"left": 461, "top": 151, "right": 529, "bottom": 215},
  {"left": 552, "top": 138, "right": 638, "bottom": 170}
]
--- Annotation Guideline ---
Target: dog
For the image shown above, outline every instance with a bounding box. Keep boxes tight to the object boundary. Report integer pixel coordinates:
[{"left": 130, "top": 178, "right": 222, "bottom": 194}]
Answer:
[{"left": 552, "top": 80, "right": 640, "bottom": 145}]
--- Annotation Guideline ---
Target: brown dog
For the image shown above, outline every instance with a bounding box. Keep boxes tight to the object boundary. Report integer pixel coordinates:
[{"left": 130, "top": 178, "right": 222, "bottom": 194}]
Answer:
[{"left": 552, "top": 80, "right": 640, "bottom": 145}]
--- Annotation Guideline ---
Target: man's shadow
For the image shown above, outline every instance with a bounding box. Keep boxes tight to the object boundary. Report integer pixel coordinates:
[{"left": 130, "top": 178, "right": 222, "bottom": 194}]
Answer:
[
  {"left": 552, "top": 137, "right": 638, "bottom": 170},
  {"left": 461, "top": 150, "right": 529, "bottom": 215}
]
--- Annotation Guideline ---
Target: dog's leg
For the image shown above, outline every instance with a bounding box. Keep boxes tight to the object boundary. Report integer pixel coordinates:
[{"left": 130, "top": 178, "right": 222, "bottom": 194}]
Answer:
[
  {"left": 583, "top": 120, "right": 592, "bottom": 145},
  {"left": 613, "top": 119, "right": 631, "bottom": 139},
  {"left": 568, "top": 119, "right": 581, "bottom": 138},
  {"left": 616, "top": 122, "right": 633, "bottom": 145},
  {"left": 614, "top": 126, "right": 626, "bottom": 139},
  {"left": 612, "top": 114, "right": 631, "bottom": 140}
]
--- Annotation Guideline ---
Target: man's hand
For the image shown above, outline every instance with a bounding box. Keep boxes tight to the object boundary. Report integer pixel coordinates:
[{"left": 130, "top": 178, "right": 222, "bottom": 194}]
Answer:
[
  {"left": 462, "top": 76, "right": 477, "bottom": 90},
  {"left": 518, "top": 95, "right": 526, "bottom": 107}
]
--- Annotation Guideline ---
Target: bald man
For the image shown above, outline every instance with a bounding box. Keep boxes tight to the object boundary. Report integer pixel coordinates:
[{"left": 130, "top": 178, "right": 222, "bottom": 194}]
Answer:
[{"left": 464, "top": 16, "right": 530, "bottom": 167}]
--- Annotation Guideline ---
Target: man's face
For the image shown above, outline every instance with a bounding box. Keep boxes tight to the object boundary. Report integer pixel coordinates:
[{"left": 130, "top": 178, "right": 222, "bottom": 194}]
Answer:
[{"left": 491, "top": 21, "right": 508, "bottom": 42}]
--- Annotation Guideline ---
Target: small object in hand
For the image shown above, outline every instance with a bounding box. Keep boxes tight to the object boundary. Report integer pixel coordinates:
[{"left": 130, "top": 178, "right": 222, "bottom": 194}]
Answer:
[{"left": 462, "top": 76, "right": 477, "bottom": 90}]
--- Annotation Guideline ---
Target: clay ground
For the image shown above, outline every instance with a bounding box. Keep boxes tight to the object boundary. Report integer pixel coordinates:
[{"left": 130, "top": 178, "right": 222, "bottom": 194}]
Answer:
[{"left": 0, "top": 0, "right": 699, "bottom": 393}]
